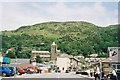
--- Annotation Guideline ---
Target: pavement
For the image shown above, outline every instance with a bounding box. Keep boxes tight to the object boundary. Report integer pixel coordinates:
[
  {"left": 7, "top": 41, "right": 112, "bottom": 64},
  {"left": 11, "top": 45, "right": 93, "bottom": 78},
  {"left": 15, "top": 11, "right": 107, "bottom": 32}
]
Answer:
[{"left": 78, "top": 74, "right": 95, "bottom": 79}]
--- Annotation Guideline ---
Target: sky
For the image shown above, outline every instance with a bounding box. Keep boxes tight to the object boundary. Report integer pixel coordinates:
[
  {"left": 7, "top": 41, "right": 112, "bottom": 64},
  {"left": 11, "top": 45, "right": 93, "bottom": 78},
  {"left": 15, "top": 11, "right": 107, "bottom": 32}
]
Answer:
[{"left": 0, "top": 0, "right": 119, "bottom": 31}]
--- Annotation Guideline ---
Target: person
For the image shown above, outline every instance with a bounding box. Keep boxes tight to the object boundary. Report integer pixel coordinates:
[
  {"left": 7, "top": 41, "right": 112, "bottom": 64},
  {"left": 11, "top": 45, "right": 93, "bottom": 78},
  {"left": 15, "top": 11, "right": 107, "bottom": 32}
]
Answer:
[
  {"left": 39, "top": 69, "right": 42, "bottom": 74},
  {"left": 86, "top": 69, "right": 90, "bottom": 77},
  {"left": 101, "top": 68, "right": 105, "bottom": 78},
  {"left": 95, "top": 66, "right": 100, "bottom": 80},
  {"left": 90, "top": 68, "right": 94, "bottom": 77},
  {"left": 62, "top": 67, "right": 64, "bottom": 72},
  {"left": 111, "top": 68, "right": 118, "bottom": 80}
]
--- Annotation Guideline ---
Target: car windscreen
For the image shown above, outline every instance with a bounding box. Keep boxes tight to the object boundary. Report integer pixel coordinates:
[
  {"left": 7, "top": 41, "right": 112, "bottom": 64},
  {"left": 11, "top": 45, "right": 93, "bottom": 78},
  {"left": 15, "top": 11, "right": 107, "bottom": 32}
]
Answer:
[
  {"left": 9, "top": 67, "right": 14, "bottom": 70},
  {"left": 4, "top": 66, "right": 10, "bottom": 70}
]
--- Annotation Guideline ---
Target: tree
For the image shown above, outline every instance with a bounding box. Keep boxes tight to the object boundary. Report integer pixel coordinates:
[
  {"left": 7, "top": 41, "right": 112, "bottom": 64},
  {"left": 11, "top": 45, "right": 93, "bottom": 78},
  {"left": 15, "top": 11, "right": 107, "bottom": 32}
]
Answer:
[
  {"left": 36, "top": 55, "right": 42, "bottom": 63},
  {"left": 5, "top": 51, "right": 15, "bottom": 58}
]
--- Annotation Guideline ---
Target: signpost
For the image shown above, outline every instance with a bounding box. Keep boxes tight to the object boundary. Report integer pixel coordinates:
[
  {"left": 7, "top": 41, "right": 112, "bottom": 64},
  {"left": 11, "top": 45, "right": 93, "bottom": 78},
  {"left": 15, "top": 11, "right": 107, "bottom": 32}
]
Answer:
[{"left": 100, "top": 60, "right": 102, "bottom": 80}]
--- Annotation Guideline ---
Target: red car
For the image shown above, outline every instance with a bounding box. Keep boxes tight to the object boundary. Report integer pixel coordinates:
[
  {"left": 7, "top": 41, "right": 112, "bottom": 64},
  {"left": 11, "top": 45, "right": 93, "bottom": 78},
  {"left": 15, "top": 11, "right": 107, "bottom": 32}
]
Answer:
[{"left": 17, "top": 68, "right": 25, "bottom": 75}]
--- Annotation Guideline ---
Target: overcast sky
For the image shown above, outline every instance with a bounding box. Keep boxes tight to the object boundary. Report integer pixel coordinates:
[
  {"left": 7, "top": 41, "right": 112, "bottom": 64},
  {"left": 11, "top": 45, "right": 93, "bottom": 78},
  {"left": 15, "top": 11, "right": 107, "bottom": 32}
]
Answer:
[{"left": 0, "top": 0, "right": 119, "bottom": 31}]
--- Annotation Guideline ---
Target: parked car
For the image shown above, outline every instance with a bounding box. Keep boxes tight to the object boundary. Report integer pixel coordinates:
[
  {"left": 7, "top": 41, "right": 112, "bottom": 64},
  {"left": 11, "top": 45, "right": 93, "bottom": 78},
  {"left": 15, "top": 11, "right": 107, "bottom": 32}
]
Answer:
[
  {"left": 38, "top": 65, "right": 48, "bottom": 70},
  {"left": 23, "top": 68, "right": 31, "bottom": 73},
  {"left": 0, "top": 66, "right": 12, "bottom": 77},
  {"left": 27, "top": 66, "right": 40, "bottom": 73},
  {"left": 8, "top": 66, "right": 17, "bottom": 76},
  {"left": 17, "top": 68, "right": 25, "bottom": 75}
]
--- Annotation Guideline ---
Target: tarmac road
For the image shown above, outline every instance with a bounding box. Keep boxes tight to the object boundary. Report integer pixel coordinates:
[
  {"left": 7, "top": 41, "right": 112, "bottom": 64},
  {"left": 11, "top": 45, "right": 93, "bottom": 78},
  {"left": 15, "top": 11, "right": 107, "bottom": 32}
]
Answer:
[{"left": 2, "top": 72, "right": 94, "bottom": 80}]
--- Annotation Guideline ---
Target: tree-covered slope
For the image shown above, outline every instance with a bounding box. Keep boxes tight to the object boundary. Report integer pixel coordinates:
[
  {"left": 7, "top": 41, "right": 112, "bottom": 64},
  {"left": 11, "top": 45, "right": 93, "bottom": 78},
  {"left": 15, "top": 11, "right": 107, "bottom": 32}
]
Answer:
[{"left": 1, "top": 21, "right": 119, "bottom": 58}]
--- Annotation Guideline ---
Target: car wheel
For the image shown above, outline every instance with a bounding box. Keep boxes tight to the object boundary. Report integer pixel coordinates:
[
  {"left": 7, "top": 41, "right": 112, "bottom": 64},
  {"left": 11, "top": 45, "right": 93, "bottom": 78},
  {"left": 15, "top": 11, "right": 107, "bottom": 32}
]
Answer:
[
  {"left": 2, "top": 72, "right": 7, "bottom": 77},
  {"left": 17, "top": 72, "right": 20, "bottom": 75},
  {"left": 19, "top": 73, "right": 22, "bottom": 75}
]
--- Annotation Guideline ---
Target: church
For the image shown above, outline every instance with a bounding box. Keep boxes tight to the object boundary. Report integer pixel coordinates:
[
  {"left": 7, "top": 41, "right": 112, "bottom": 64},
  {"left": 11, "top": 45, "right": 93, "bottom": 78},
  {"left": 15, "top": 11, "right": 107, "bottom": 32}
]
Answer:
[
  {"left": 30, "top": 42, "right": 59, "bottom": 63},
  {"left": 30, "top": 42, "right": 81, "bottom": 71}
]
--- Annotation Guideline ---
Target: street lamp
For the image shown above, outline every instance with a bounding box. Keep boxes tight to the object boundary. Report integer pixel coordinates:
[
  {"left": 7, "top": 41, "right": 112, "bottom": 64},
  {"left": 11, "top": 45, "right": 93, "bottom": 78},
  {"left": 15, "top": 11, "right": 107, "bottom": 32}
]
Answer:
[
  {"left": 13, "top": 47, "right": 17, "bottom": 77},
  {"left": 99, "top": 59, "right": 102, "bottom": 80},
  {"left": 109, "top": 59, "right": 112, "bottom": 71}
]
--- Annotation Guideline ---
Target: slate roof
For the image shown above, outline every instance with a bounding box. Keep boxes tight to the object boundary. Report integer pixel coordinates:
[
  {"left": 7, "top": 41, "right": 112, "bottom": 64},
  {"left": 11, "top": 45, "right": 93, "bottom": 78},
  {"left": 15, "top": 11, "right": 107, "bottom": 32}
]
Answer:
[
  {"left": 101, "top": 54, "right": 120, "bottom": 63},
  {"left": 32, "top": 51, "right": 50, "bottom": 54}
]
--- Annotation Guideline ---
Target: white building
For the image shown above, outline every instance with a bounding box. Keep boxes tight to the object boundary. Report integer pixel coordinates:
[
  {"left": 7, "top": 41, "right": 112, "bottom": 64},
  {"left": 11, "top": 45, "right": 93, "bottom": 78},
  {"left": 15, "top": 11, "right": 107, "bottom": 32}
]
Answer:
[{"left": 56, "top": 57, "right": 70, "bottom": 72}]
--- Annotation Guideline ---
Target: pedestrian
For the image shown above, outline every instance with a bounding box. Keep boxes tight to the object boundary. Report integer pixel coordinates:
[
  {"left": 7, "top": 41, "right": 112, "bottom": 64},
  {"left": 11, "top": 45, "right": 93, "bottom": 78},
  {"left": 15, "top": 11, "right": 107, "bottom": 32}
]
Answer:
[
  {"left": 95, "top": 65, "right": 100, "bottom": 80},
  {"left": 39, "top": 69, "right": 42, "bottom": 74},
  {"left": 62, "top": 67, "right": 64, "bottom": 72},
  {"left": 90, "top": 68, "right": 94, "bottom": 77},
  {"left": 111, "top": 68, "right": 118, "bottom": 80},
  {"left": 87, "top": 69, "right": 90, "bottom": 77},
  {"left": 101, "top": 68, "right": 105, "bottom": 78}
]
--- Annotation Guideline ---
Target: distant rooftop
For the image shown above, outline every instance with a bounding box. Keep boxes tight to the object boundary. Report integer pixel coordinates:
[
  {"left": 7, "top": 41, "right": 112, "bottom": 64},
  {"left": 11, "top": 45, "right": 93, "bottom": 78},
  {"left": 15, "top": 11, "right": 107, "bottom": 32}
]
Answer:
[
  {"left": 32, "top": 51, "right": 50, "bottom": 54},
  {"left": 89, "top": 54, "right": 98, "bottom": 57},
  {"left": 85, "top": 58, "right": 106, "bottom": 62},
  {"left": 108, "top": 47, "right": 120, "bottom": 51}
]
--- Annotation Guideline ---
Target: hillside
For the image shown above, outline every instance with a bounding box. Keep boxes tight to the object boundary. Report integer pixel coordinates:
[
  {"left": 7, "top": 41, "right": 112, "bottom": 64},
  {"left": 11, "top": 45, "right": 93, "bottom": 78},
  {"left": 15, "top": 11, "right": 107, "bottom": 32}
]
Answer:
[{"left": 1, "top": 21, "right": 119, "bottom": 58}]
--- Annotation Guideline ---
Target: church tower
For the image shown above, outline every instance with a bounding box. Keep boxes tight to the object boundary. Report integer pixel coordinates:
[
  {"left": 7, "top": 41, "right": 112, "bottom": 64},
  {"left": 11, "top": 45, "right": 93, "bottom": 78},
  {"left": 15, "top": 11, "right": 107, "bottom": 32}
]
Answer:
[{"left": 51, "top": 42, "right": 57, "bottom": 61}]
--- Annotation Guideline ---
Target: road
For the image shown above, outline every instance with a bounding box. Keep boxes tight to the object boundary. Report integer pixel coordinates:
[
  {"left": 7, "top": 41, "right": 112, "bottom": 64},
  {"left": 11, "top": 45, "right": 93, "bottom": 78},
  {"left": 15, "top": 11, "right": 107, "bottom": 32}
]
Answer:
[{"left": 2, "top": 72, "right": 94, "bottom": 80}]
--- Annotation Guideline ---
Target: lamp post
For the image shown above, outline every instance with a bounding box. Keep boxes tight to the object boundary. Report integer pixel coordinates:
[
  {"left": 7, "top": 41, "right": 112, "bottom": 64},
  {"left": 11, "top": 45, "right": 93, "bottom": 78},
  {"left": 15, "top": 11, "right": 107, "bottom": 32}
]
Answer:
[
  {"left": 109, "top": 59, "right": 112, "bottom": 71},
  {"left": 14, "top": 47, "right": 17, "bottom": 77},
  {"left": 99, "top": 59, "right": 102, "bottom": 80}
]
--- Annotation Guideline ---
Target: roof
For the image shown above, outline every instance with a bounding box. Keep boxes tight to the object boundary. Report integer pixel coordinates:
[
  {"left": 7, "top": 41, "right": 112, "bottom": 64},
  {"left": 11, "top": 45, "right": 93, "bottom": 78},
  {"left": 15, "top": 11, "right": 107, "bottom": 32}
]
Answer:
[
  {"left": 85, "top": 58, "right": 105, "bottom": 62},
  {"left": 108, "top": 47, "right": 120, "bottom": 50},
  {"left": 101, "top": 54, "right": 120, "bottom": 63},
  {"left": 69, "top": 57, "right": 81, "bottom": 62},
  {"left": 32, "top": 51, "right": 50, "bottom": 54},
  {"left": 73, "top": 57, "right": 80, "bottom": 62},
  {"left": 90, "top": 54, "right": 98, "bottom": 57}
]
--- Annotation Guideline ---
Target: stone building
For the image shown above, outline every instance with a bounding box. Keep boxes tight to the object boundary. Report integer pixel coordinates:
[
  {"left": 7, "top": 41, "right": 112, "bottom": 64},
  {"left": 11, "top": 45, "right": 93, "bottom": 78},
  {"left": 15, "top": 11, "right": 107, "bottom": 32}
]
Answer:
[{"left": 31, "top": 51, "right": 50, "bottom": 62}]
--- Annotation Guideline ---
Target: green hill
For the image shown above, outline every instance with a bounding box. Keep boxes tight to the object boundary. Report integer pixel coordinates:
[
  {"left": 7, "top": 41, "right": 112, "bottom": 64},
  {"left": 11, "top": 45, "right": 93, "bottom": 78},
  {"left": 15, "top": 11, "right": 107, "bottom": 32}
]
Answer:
[{"left": 1, "top": 21, "right": 119, "bottom": 58}]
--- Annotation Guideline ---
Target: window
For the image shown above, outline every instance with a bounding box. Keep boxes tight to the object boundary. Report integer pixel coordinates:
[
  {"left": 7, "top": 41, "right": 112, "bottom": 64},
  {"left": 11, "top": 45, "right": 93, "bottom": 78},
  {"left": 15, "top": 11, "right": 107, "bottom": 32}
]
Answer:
[
  {"left": 112, "top": 64, "right": 120, "bottom": 72},
  {"left": 113, "top": 65, "right": 116, "bottom": 69},
  {"left": 117, "top": 70, "right": 120, "bottom": 73},
  {"left": 117, "top": 65, "right": 120, "bottom": 69}
]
